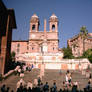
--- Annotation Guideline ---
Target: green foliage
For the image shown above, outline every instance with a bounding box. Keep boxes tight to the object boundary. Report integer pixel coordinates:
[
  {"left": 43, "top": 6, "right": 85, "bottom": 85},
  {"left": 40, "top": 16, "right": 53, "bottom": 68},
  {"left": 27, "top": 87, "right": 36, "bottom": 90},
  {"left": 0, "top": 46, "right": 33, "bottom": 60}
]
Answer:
[
  {"left": 82, "top": 49, "right": 92, "bottom": 63},
  {"left": 0, "top": 74, "right": 3, "bottom": 81},
  {"left": 80, "top": 26, "right": 88, "bottom": 37},
  {"left": 62, "top": 46, "right": 74, "bottom": 59},
  {"left": 79, "top": 26, "right": 88, "bottom": 53}
]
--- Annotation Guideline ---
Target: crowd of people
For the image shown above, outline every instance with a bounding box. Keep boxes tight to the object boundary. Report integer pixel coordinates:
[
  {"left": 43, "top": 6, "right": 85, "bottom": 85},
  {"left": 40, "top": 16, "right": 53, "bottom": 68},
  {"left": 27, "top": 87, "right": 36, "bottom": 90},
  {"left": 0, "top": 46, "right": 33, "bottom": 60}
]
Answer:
[
  {"left": 0, "top": 65, "right": 92, "bottom": 92},
  {"left": 15, "top": 63, "right": 34, "bottom": 77},
  {"left": 0, "top": 78, "right": 92, "bottom": 92}
]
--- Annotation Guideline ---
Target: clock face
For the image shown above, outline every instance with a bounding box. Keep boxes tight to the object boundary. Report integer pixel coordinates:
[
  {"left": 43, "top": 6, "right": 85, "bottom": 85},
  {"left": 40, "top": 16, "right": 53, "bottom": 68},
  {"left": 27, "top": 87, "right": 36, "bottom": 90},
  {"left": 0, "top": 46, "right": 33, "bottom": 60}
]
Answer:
[{"left": 31, "top": 34, "right": 35, "bottom": 38}]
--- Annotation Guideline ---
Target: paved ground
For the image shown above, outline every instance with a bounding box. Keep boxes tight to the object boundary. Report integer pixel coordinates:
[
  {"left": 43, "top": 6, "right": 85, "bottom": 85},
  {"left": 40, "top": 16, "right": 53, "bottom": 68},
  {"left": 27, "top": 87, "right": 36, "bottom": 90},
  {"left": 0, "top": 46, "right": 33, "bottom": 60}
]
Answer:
[{"left": 0, "top": 69, "right": 92, "bottom": 92}]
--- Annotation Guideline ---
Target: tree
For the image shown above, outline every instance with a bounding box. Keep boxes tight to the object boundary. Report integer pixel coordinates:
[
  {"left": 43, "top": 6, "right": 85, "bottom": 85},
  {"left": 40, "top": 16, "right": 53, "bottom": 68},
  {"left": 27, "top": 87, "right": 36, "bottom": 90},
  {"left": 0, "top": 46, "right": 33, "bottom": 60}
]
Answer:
[
  {"left": 79, "top": 26, "right": 88, "bottom": 53},
  {"left": 62, "top": 46, "right": 74, "bottom": 59},
  {"left": 82, "top": 49, "right": 92, "bottom": 63}
]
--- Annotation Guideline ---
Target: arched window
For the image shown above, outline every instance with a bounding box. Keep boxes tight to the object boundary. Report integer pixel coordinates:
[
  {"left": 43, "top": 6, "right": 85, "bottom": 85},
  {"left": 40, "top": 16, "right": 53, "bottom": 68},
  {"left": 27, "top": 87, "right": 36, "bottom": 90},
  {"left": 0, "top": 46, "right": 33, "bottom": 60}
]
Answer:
[
  {"left": 32, "top": 25, "right": 36, "bottom": 30},
  {"left": 27, "top": 46, "right": 29, "bottom": 50},
  {"left": 17, "top": 43, "right": 20, "bottom": 47},
  {"left": 52, "top": 24, "right": 55, "bottom": 31},
  {"left": 32, "top": 47, "right": 34, "bottom": 50}
]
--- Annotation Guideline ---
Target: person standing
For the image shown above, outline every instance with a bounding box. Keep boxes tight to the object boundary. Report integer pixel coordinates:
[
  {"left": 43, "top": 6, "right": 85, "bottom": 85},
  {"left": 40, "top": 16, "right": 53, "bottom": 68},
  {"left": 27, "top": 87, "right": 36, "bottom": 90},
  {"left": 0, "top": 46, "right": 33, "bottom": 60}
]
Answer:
[{"left": 43, "top": 82, "right": 49, "bottom": 92}]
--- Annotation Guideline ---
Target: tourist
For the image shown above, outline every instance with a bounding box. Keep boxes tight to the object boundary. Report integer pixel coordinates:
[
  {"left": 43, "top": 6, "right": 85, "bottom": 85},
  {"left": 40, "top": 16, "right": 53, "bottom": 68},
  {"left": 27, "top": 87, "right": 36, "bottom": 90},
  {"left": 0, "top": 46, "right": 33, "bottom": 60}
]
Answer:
[
  {"left": 23, "top": 86, "right": 27, "bottom": 92},
  {"left": 16, "top": 88, "right": 20, "bottom": 92},
  {"left": 58, "top": 88, "right": 62, "bottom": 92},
  {"left": 51, "top": 82, "right": 57, "bottom": 92},
  {"left": 38, "top": 77, "right": 41, "bottom": 86},
  {"left": 17, "top": 68, "right": 21, "bottom": 76},
  {"left": 18, "top": 82, "right": 23, "bottom": 92},
  {"left": 27, "top": 81, "right": 33, "bottom": 90},
  {"left": 29, "top": 64, "right": 32, "bottom": 71},
  {"left": 16, "top": 78, "right": 26, "bottom": 89},
  {"left": 85, "top": 81, "right": 91, "bottom": 91},
  {"left": 62, "top": 81, "right": 66, "bottom": 90},
  {"left": 23, "top": 65, "right": 26, "bottom": 71},
  {"left": 43, "top": 82, "right": 49, "bottom": 92},
  {"left": 72, "top": 81, "right": 78, "bottom": 92},
  {"left": 88, "top": 73, "right": 92, "bottom": 84},
  {"left": 6, "top": 87, "right": 10, "bottom": 92},
  {"left": 32, "top": 86, "right": 40, "bottom": 92},
  {"left": 72, "top": 85, "right": 77, "bottom": 92},
  {"left": 65, "top": 73, "right": 68, "bottom": 82},
  {"left": 40, "top": 82, "right": 44, "bottom": 92},
  {"left": 34, "top": 78, "right": 38, "bottom": 87},
  {"left": 1, "top": 84, "right": 6, "bottom": 92},
  {"left": 32, "top": 64, "right": 34, "bottom": 69},
  {"left": 27, "top": 87, "right": 32, "bottom": 92}
]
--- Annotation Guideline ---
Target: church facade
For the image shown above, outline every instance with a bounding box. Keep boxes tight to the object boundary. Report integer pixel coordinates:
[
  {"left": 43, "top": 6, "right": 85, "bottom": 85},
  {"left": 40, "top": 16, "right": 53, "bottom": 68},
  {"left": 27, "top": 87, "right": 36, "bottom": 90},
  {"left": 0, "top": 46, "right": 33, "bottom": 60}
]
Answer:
[
  {"left": 11, "top": 14, "right": 60, "bottom": 55},
  {"left": 11, "top": 14, "right": 63, "bottom": 63}
]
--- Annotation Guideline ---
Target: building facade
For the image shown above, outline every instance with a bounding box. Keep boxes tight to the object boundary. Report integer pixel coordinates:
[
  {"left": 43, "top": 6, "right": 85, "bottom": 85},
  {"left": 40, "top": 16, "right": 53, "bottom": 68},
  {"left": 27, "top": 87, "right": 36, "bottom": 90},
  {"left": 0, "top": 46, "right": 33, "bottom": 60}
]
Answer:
[
  {"left": 11, "top": 14, "right": 64, "bottom": 67},
  {"left": 11, "top": 14, "right": 60, "bottom": 55},
  {"left": 68, "top": 33, "right": 92, "bottom": 57},
  {"left": 0, "top": 0, "right": 16, "bottom": 75},
  {"left": 11, "top": 14, "right": 90, "bottom": 70}
]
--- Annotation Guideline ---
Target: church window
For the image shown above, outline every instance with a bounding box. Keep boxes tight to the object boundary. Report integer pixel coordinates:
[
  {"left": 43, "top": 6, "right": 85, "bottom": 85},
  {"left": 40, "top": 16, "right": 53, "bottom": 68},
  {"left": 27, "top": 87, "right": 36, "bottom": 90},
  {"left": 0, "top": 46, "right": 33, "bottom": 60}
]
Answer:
[
  {"left": 32, "top": 25, "right": 36, "bottom": 30},
  {"left": 53, "top": 47, "right": 55, "bottom": 50},
  {"left": 17, "top": 43, "right": 20, "bottom": 53},
  {"left": 32, "top": 47, "right": 34, "bottom": 50},
  {"left": 27, "top": 46, "right": 29, "bottom": 50},
  {"left": 52, "top": 24, "right": 55, "bottom": 31},
  {"left": 17, "top": 43, "right": 20, "bottom": 47}
]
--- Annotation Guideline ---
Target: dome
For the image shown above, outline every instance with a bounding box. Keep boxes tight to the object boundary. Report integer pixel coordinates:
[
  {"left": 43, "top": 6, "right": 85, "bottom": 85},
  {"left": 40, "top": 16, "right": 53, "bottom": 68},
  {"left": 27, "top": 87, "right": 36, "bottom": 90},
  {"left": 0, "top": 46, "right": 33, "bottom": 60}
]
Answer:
[
  {"left": 31, "top": 14, "right": 39, "bottom": 18},
  {"left": 30, "top": 14, "right": 39, "bottom": 23},
  {"left": 50, "top": 14, "right": 57, "bottom": 19},
  {"left": 49, "top": 14, "right": 58, "bottom": 22}
]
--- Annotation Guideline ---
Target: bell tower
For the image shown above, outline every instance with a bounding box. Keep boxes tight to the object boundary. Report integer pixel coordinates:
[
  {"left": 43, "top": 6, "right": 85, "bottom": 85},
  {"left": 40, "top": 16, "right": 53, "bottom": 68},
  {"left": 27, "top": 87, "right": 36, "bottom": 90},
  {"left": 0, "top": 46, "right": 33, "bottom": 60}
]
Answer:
[
  {"left": 30, "top": 14, "right": 40, "bottom": 32},
  {"left": 49, "top": 14, "right": 58, "bottom": 32}
]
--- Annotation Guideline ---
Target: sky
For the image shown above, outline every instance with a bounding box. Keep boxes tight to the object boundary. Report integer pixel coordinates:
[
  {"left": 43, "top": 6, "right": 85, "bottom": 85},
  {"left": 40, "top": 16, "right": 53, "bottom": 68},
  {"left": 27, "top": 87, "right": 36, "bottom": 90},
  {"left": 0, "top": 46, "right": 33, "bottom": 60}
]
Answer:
[{"left": 3, "top": 0, "right": 92, "bottom": 48}]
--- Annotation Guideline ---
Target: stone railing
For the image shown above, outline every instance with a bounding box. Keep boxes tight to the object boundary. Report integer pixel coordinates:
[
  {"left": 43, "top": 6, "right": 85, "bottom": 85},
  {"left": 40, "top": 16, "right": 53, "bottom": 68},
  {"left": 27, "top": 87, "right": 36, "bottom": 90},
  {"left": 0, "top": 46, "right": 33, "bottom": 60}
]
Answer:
[{"left": 2, "top": 66, "right": 20, "bottom": 79}]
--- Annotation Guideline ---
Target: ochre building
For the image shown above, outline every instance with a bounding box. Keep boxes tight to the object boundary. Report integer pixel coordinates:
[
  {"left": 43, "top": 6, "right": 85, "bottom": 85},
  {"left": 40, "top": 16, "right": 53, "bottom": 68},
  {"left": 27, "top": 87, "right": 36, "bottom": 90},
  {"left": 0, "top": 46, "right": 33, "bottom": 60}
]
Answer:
[{"left": 68, "top": 33, "right": 92, "bottom": 57}]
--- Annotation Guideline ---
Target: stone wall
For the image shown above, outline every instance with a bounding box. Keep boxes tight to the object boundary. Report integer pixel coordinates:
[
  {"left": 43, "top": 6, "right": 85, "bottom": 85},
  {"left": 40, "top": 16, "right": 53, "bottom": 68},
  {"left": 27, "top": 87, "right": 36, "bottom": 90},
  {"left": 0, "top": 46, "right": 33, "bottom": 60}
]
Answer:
[
  {"left": 11, "top": 41, "right": 28, "bottom": 54},
  {"left": 32, "top": 59, "right": 89, "bottom": 70}
]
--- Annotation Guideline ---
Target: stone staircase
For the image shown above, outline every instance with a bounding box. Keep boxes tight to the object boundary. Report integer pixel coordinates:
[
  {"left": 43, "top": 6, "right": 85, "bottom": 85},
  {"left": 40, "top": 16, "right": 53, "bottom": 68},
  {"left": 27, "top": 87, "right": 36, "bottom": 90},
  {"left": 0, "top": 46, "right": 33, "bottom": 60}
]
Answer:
[
  {"left": 42, "top": 69, "right": 89, "bottom": 90},
  {"left": 0, "top": 69, "right": 40, "bottom": 92},
  {"left": 0, "top": 69, "right": 91, "bottom": 91}
]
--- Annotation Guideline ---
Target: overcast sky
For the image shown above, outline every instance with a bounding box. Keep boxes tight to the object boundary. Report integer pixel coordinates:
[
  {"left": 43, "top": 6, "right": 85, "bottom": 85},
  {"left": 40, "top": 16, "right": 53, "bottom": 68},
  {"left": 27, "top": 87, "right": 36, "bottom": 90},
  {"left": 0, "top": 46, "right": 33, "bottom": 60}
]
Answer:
[{"left": 3, "top": 0, "right": 92, "bottom": 48}]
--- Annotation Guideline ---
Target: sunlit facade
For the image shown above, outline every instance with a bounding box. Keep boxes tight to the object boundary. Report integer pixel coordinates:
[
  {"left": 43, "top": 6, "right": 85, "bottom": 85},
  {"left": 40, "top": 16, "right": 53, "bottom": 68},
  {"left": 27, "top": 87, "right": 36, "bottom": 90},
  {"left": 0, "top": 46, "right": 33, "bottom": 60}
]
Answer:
[{"left": 68, "top": 33, "right": 92, "bottom": 57}]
